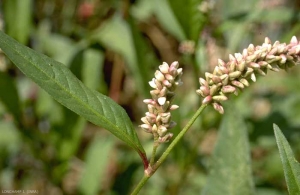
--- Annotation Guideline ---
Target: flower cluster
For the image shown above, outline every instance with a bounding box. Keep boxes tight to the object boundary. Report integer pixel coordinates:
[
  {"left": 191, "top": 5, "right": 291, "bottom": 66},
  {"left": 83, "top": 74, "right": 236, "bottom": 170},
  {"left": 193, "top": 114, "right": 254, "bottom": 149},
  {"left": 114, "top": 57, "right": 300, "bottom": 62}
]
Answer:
[
  {"left": 197, "top": 36, "right": 300, "bottom": 114},
  {"left": 140, "top": 61, "right": 183, "bottom": 143}
]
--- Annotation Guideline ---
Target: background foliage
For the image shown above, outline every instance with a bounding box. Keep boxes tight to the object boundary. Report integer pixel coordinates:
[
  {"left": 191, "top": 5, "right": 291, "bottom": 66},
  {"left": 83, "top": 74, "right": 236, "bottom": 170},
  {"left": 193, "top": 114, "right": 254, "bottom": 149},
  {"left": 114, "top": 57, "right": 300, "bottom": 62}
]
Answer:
[{"left": 0, "top": 0, "right": 300, "bottom": 194}]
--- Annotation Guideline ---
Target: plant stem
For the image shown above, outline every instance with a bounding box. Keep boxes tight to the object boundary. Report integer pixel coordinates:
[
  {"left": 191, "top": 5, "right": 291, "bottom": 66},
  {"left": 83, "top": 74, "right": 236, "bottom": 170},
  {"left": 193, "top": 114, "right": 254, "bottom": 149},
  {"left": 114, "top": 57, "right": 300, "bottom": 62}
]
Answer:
[
  {"left": 153, "top": 104, "right": 207, "bottom": 171},
  {"left": 131, "top": 174, "right": 150, "bottom": 195},
  {"left": 130, "top": 104, "right": 207, "bottom": 195},
  {"left": 150, "top": 136, "right": 160, "bottom": 166}
]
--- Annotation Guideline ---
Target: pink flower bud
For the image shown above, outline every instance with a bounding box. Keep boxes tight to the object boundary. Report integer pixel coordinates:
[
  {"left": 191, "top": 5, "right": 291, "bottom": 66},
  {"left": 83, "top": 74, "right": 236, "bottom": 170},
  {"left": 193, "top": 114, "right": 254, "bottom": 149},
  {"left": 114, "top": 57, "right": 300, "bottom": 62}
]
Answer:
[
  {"left": 239, "top": 78, "right": 249, "bottom": 87},
  {"left": 221, "top": 85, "right": 236, "bottom": 93},
  {"left": 229, "top": 71, "right": 241, "bottom": 79},
  {"left": 231, "top": 80, "right": 244, "bottom": 89},
  {"left": 170, "top": 61, "right": 179, "bottom": 69},
  {"left": 279, "top": 54, "right": 287, "bottom": 64},
  {"left": 212, "top": 95, "right": 228, "bottom": 102},
  {"left": 202, "top": 96, "right": 212, "bottom": 104},
  {"left": 199, "top": 78, "right": 207, "bottom": 85},
  {"left": 165, "top": 74, "right": 174, "bottom": 82},
  {"left": 218, "top": 59, "right": 226, "bottom": 67},
  {"left": 236, "top": 61, "right": 246, "bottom": 72},
  {"left": 163, "top": 80, "right": 172, "bottom": 87},
  {"left": 141, "top": 117, "right": 150, "bottom": 125},
  {"left": 249, "top": 62, "right": 260, "bottom": 69},
  {"left": 140, "top": 124, "right": 152, "bottom": 133},
  {"left": 229, "top": 54, "right": 236, "bottom": 62},
  {"left": 247, "top": 44, "right": 255, "bottom": 52},
  {"left": 213, "top": 102, "right": 224, "bottom": 114}
]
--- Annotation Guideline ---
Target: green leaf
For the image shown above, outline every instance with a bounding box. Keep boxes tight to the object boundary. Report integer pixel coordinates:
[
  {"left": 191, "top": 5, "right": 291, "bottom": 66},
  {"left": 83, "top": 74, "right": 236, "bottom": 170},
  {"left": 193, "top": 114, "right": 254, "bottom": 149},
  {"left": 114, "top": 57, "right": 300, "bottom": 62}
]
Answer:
[
  {"left": 3, "top": 0, "right": 32, "bottom": 44},
  {"left": 0, "top": 71, "right": 22, "bottom": 122},
  {"left": 79, "top": 135, "right": 115, "bottom": 195},
  {"left": 273, "top": 124, "right": 300, "bottom": 195},
  {"left": 167, "top": 0, "right": 205, "bottom": 41},
  {"left": 202, "top": 108, "right": 255, "bottom": 195},
  {"left": 0, "top": 31, "right": 145, "bottom": 157}
]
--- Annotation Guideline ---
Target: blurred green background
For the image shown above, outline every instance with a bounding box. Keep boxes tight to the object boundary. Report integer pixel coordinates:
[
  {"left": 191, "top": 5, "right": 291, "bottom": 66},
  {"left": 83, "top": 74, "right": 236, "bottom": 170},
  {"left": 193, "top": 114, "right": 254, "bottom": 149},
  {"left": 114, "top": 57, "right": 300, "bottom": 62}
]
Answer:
[{"left": 0, "top": 0, "right": 300, "bottom": 194}]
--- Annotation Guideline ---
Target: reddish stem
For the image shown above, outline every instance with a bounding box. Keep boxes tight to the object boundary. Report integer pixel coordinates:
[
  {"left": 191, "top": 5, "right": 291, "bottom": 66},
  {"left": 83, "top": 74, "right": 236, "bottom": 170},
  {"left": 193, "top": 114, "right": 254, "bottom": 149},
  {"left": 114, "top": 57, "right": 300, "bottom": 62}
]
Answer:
[{"left": 138, "top": 151, "right": 149, "bottom": 170}]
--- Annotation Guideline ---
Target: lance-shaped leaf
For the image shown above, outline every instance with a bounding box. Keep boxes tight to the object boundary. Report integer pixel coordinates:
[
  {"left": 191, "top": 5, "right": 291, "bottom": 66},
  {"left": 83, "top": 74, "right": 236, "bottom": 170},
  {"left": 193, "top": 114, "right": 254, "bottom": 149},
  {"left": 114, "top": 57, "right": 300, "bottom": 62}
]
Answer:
[
  {"left": 274, "top": 124, "right": 300, "bottom": 195},
  {"left": 202, "top": 107, "right": 255, "bottom": 195},
  {"left": 0, "top": 31, "right": 146, "bottom": 160}
]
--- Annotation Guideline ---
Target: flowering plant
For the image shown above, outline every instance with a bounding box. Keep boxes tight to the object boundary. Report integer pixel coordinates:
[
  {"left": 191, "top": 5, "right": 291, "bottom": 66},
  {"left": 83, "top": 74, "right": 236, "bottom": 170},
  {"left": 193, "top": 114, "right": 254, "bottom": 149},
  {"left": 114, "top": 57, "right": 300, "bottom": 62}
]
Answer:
[{"left": 0, "top": 30, "right": 299, "bottom": 194}]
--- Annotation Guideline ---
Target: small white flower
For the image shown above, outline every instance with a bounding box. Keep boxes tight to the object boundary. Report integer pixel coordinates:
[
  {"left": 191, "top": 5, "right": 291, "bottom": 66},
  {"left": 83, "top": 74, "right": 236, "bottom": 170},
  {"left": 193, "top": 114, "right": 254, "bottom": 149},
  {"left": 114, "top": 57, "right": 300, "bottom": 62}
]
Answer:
[
  {"left": 149, "top": 79, "right": 157, "bottom": 88},
  {"left": 159, "top": 62, "right": 169, "bottom": 74},
  {"left": 170, "top": 105, "right": 179, "bottom": 110},
  {"left": 158, "top": 97, "right": 166, "bottom": 105},
  {"left": 291, "top": 36, "right": 298, "bottom": 44},
  {"left": 155, "top": 70, "right": 165, "bottom": 81}
]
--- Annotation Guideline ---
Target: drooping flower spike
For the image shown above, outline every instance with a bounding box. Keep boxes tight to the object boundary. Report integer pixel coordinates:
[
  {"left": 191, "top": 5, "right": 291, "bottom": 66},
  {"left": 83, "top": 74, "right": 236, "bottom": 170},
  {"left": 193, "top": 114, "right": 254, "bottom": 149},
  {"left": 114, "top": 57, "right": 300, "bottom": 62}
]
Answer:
[
  {"left": 140, "top": 61, "right": 183, "bottom": 143},
  {"left": 197, "top": 36, "right": 300, "bottom": 114}
]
